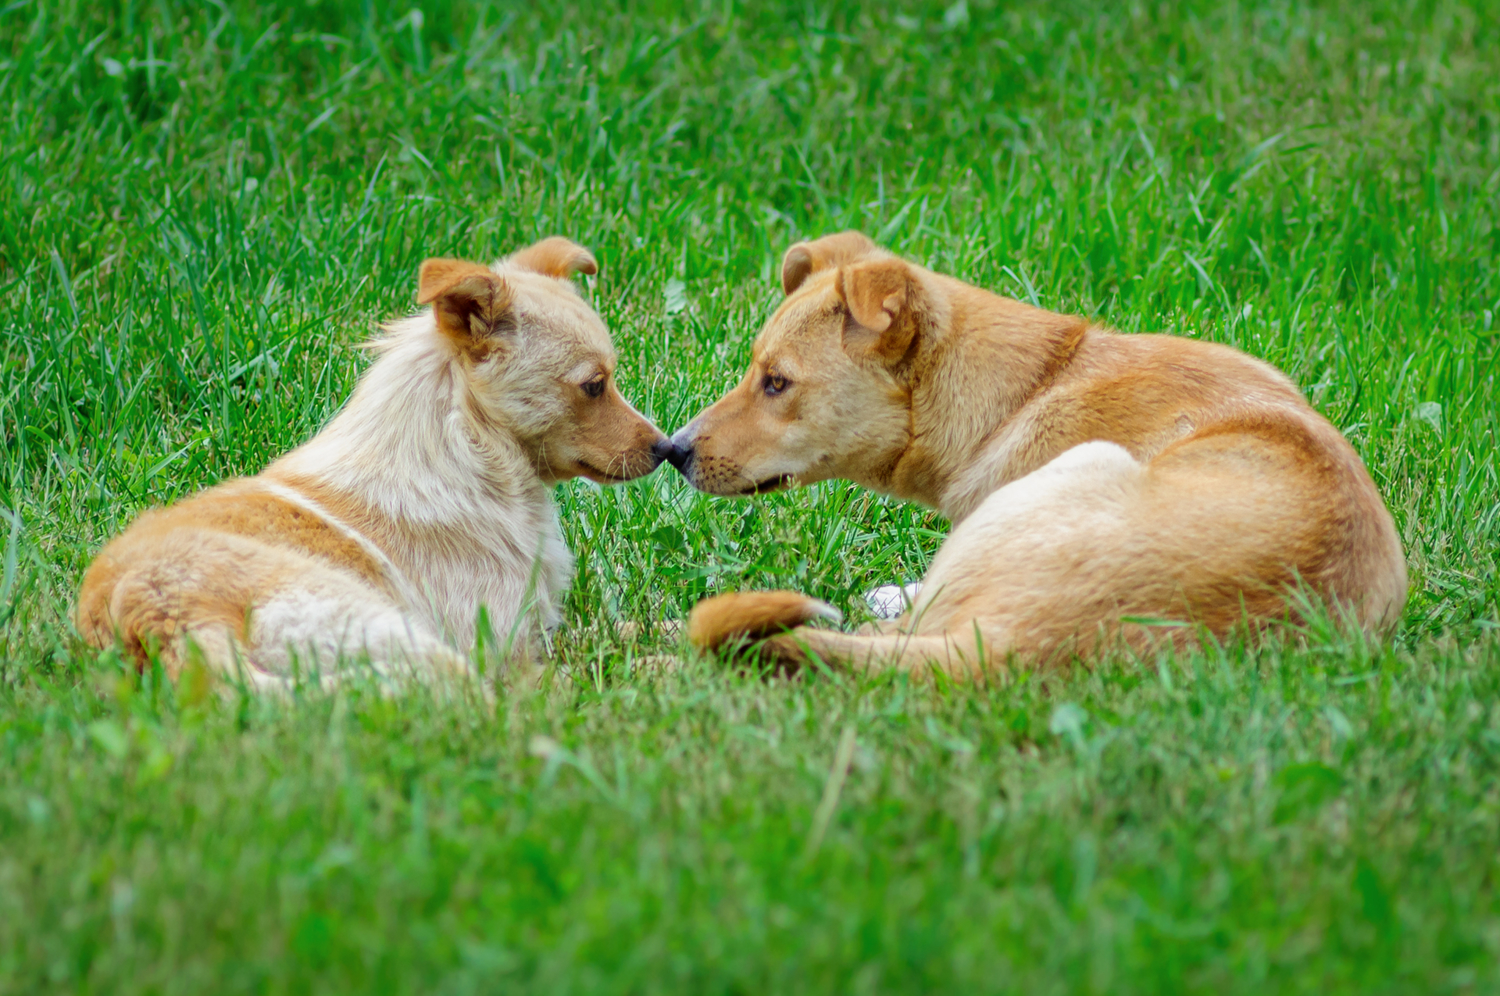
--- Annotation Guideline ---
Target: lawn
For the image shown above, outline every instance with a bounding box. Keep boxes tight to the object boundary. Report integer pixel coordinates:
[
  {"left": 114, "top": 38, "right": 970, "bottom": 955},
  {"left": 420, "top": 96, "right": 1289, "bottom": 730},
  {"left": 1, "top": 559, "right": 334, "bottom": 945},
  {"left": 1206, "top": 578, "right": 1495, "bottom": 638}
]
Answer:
[{"left": 3, "top": 0, "right": 1499, "bottom": 991}]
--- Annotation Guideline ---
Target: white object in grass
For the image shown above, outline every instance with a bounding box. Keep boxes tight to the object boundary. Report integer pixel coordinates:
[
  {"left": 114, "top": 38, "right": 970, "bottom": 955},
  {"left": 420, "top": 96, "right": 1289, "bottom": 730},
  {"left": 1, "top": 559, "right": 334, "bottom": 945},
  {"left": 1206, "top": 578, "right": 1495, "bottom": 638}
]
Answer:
[{"left": 864, "top": 583, "right": 922, "bottom": 620}]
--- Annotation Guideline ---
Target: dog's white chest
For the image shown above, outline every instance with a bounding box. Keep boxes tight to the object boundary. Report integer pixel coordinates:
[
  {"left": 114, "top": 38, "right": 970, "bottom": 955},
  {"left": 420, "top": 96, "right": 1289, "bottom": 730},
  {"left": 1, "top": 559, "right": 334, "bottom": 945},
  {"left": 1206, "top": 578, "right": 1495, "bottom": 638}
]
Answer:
[{"left": 409, "top": 500, "right": 574, "bottom": 649}]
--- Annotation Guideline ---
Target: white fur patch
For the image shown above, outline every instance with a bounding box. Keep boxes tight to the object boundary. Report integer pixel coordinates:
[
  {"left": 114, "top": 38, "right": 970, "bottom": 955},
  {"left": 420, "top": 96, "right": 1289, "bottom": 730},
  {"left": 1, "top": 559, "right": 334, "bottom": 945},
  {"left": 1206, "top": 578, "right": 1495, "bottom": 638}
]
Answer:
[
  {"left": 253, "top": 478, "right": 421, "bottom": 607},
  {"left": 263, "top": 301, "right": 575, "bottom": 665}
]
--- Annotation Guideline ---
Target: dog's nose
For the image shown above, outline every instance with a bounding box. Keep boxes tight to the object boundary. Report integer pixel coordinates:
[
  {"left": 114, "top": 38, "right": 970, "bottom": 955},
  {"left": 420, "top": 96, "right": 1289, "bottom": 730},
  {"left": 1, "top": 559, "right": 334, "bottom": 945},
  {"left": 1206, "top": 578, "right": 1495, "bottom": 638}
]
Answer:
[
  {"left": 657, "top": 436, "right": 691, "bottom": 472},
  {"left": 651, "top": 437, "right": 687, "bottom": 470}
]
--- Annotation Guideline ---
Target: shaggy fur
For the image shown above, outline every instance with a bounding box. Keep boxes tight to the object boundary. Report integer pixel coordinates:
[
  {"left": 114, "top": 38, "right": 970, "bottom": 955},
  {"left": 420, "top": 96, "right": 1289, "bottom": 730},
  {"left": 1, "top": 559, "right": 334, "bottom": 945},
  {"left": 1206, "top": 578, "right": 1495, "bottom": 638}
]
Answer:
[
  {"left": 673, "top": 231, "right": 1407, "bottom": 676},
  {"left": 77, "top": 237, "right": 667, "bottom": 691}
]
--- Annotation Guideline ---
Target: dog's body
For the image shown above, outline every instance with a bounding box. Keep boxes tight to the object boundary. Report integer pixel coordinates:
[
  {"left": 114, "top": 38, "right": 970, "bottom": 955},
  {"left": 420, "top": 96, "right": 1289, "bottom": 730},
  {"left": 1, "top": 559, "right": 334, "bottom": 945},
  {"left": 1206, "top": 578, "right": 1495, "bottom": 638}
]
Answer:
[
  {"left": 676, "top": 232, "right": 1406, "bottom": 675},
  {"left": 77, "top": 238, "right": 667, "bottom": 690}
]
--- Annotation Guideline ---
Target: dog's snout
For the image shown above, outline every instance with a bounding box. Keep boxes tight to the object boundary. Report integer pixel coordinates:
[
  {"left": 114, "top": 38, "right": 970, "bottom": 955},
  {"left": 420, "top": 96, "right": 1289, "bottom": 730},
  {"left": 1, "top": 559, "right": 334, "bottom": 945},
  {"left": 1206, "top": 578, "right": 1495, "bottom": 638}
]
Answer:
[
  {"left": 663, "top": 418, "right": 707, "bottom": 475},
  {"left": 662, "top": 429, "right": 697, "bottom": 473},
  {"left": 650, "top": 436, "right": 684, "bottom": 469},
  {"left": 662, "top": 440, "right": 691, "bottom": 472}
]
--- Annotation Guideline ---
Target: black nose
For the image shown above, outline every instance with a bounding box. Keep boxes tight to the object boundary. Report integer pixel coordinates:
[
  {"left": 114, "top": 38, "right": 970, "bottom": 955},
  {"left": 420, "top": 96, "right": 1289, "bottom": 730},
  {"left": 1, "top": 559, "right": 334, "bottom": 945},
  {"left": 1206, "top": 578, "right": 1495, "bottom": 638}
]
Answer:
[
  {"left": 652, "top": 437, "right": 690, "bottom": 471},
  {"left": 651, "top": 437, "right": 687, "bottom": 470}
]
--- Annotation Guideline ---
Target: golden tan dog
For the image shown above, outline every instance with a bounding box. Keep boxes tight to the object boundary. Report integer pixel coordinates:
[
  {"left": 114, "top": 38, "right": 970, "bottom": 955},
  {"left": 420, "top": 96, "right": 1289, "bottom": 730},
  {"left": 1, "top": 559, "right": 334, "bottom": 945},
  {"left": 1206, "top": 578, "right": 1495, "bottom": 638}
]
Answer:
[
  {"left": 77, "top": 237, "right": 669, "bottom": 691},
  {"left": 672, "top": 231, "right": 1406, "bottom": 676}
]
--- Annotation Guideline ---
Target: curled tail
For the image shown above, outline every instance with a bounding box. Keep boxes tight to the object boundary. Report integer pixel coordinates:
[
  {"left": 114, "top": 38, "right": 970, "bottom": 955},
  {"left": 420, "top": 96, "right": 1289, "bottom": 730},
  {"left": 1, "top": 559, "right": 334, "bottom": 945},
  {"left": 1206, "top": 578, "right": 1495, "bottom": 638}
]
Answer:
[{"left": 687, "top": 591, "right": 842, "bottom": 652}]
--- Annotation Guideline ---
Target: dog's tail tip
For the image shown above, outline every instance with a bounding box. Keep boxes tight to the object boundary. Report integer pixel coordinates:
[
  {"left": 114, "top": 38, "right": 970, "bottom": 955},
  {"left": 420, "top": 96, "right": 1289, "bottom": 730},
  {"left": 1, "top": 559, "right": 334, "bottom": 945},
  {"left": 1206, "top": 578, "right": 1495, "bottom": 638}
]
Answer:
[{"left": 687, "top": 591, "right": 841, "bottom": 650}]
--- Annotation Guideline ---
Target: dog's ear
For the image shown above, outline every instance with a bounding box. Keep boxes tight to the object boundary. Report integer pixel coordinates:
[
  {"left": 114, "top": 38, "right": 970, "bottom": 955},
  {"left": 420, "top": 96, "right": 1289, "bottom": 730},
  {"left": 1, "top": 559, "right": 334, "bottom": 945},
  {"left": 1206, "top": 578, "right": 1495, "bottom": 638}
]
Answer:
[
  {"left": 835, "top": 257, "right": 914, "bottom": 364},
  {"left": 506, "top": 236, "right": 598, "bottom": 279},
  {"left": 781, "top": 230, "right": 881, "bottom": 295},
  {"left": 417, "top": 258, "right": 516, "bottom": 349}
]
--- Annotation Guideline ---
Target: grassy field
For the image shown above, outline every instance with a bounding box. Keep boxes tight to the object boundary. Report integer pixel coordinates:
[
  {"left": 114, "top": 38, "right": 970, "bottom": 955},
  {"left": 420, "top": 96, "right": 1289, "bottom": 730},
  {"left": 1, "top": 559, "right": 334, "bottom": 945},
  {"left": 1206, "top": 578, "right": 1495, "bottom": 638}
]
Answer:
[{"left": 3, "top": 0, "right": 1499, "bottom": 991}]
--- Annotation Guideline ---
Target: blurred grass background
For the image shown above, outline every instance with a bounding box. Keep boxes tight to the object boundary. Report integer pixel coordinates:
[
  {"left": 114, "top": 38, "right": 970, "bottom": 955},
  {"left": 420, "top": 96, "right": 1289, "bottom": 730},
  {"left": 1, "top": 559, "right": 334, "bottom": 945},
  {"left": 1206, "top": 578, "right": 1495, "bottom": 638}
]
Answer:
[{"left": 1, "top": 1, "right": 1498, "bottom": 992}]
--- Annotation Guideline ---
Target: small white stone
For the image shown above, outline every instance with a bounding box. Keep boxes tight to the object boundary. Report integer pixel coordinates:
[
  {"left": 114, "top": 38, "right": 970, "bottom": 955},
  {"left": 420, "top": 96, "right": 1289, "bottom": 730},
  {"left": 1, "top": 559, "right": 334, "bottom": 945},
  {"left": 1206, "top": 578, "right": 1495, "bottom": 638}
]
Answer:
[{"left": 864, "top": 583, "right": 921, "bottom": 620}]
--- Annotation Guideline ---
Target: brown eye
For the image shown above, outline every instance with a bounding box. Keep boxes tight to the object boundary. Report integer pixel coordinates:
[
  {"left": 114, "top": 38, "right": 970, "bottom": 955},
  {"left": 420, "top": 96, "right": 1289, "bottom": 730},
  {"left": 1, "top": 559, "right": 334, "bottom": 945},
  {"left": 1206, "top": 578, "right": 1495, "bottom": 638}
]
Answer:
[
  {"left": 582, "top": 377, "right": 605, "bottom": 398},
  {"left": 764, "top": 373, "right": 788, "bottom": 397}
]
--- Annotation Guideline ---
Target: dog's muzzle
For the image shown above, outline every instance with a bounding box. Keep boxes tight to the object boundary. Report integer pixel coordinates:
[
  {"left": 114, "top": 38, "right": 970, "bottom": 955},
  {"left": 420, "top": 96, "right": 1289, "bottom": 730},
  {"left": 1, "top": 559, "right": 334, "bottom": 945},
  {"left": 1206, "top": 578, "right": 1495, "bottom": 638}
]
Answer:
[{"left": 654, "top": 437, "right": 689, "bottom": 471}]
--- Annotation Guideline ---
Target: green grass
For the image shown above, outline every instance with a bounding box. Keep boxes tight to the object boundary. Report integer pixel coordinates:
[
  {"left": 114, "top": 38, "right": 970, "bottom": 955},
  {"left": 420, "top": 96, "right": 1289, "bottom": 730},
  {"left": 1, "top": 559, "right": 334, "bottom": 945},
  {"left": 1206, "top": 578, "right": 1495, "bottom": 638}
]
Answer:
[{"left": 3, "top": 0, "right": 1499, "bottom": 991}]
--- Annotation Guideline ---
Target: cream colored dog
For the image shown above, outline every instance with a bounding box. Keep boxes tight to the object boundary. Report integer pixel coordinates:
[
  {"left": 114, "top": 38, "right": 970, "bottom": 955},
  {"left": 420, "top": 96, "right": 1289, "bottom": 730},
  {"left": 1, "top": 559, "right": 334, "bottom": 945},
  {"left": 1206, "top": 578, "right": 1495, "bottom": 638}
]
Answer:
[
  {"left": 673, "top": 231, "right": 1407, "bottom": 675},
  {"left": 77, "top": 237, "right": 668, "bottom": 691}
]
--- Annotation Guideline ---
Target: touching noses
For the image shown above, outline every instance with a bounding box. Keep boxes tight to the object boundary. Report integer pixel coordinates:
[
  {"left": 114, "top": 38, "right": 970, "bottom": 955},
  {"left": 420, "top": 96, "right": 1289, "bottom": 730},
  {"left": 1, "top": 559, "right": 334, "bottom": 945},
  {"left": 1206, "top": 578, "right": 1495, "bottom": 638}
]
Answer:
[{"left": 651, "top": 436, "right": 689, "bottom": 471}]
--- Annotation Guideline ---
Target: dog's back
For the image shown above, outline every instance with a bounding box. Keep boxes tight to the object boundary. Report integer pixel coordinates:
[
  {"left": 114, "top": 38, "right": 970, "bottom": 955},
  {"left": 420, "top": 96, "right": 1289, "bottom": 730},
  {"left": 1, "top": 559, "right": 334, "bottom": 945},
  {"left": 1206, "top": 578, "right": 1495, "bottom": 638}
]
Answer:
[
  {"left": 76, "top": 480, "right": 405, "bottom": 676},
  {"left": 907, "top": 329, "right": 1407, "bottom": 658},
  {"left": 1004, "top": 330, "right": 1406, "bottom": 631}
]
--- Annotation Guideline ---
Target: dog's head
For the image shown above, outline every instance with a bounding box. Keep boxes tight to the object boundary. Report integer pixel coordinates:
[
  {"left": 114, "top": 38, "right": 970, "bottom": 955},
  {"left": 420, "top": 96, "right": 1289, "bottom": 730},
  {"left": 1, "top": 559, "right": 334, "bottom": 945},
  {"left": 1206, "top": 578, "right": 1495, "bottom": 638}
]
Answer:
[
  {"left": 417, "top": 237, "right": 668, "bottom": 484},
  {"left": 667, "top": 231, "right": 923, "bottom": 496}
]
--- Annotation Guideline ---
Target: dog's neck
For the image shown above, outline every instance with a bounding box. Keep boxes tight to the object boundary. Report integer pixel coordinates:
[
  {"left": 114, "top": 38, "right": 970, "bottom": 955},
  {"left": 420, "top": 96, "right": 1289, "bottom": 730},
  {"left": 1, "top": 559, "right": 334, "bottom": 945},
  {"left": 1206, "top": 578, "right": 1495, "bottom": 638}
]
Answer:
[
  {"left": 885, "top": 283, "right": 1089, "bottom": 521},
  {"left": 264, "top": 319, "right": 572, "bottom": 647}
]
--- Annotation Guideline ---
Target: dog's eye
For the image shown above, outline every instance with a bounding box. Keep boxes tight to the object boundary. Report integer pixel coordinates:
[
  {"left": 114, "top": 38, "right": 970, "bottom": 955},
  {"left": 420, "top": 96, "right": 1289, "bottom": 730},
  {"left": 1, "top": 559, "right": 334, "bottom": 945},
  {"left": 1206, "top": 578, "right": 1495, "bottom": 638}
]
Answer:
[
  {"left": 764, "top": 373, "right": 789, "bottom": 397},
  {"left": 582, "top": 377, "right": 605, "bottom": 398}
]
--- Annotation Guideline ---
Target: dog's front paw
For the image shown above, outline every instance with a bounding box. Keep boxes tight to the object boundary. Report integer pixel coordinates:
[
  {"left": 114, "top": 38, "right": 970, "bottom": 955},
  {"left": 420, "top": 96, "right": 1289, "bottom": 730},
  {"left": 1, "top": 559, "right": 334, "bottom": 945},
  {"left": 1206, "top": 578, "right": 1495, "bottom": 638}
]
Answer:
[
  {"left": 687, "top": 591, "right": 843, "bottom": 678},
  {"left": 687, "top": 591, "right": 840, "bottom": 650}
]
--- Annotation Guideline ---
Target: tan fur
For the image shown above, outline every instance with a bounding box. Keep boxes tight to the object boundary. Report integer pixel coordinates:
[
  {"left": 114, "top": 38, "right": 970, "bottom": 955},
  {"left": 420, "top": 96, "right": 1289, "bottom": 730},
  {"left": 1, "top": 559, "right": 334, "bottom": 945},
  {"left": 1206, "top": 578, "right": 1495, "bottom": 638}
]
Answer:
[
  {"left": 687, "top": 591, "right": 840, "bottom": 648},
  {"left": 77, "top": 237, "right": 667, "bottom": 691},
  {"left": 675, "top": 231, "right": 1407, "bottom": 676}
]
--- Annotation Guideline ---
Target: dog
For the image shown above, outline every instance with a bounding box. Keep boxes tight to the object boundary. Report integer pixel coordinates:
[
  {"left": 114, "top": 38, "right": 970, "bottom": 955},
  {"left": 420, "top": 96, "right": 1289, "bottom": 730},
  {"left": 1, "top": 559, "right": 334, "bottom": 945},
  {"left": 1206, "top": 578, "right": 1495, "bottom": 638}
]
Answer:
[
  {"left": 670, "top": 231, "right": 1407, "bottom": 676},
  {"left": 76, "top": 237, "right": 670, "bottom": 691}
]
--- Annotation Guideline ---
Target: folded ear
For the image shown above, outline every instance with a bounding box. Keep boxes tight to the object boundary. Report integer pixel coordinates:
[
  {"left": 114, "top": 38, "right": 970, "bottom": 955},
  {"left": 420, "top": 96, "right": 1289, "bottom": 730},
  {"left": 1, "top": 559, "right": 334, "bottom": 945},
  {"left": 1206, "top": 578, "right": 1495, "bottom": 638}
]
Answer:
[
  {"left": 505, "top": 236, "right": 598, "bottom": 279},
  {"left": 417, "top": 258, "right": 515, "bottom": 347},
  {"left": 835, "top": 257, "right": 914, "bottom": 364},
  {"left": 780, "top": 230, "right": 881, "bottom": 295}
]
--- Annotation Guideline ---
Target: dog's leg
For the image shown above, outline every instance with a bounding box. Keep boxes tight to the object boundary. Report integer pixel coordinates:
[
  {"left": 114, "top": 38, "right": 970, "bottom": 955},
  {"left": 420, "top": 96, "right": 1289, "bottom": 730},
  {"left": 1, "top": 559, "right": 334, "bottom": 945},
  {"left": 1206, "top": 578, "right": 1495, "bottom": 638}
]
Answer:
[
  {"left": 104, "top": 565, "right": 255, "bottom": 682},
  {"left": 246, "top": 587, "right": 475, "bottom": 692},
  {"left": 693, "top": 437, "right": 1334, "bottom": 675},
  {"left": 687, "top": 590, "right": 1003, "bottom": 679},
  {"left": 690, "top": 442, "right": 1150, "bottom": 677},
  {"left": 762, "top": 626, "right": 1000, "bottom": 680}
]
